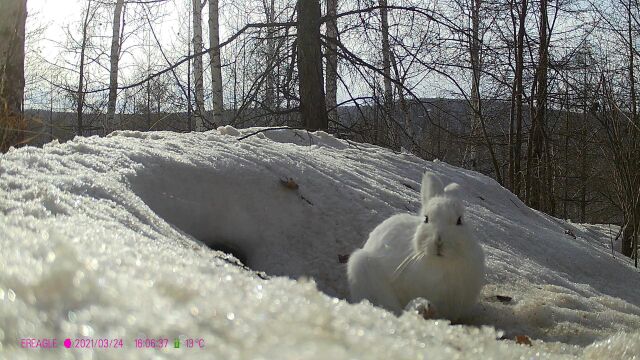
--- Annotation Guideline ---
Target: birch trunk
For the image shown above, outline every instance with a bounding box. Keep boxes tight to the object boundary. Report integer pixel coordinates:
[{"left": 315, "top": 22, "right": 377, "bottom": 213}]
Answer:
[
  {"left": 106, "top": 0, "right": 124, "bottom": 134},
  {"left": 379, "top": 0, "right": 392, "bottom": 146},
  {"left": 209, "top": 0, "right": 223, "bottom": 127},
  {"left": 192, "top": 0, "right": 205, "bottom": 130},
  {"left": 76, "top": 0, "right": 94, "bottom": 136}
]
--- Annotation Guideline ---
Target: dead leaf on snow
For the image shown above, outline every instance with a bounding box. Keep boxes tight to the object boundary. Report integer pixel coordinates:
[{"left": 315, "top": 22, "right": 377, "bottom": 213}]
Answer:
[
  {"left": 515, "top": 335, "right": 532, "bottom": 346},
  {"left": 280, "top": 178, "right": 299, "bottom": 190}
]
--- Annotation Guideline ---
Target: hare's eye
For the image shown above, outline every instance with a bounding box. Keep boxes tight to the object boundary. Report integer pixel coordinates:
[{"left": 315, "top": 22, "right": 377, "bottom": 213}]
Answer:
[
  {"left": 456, "top": 217, "right": 462, "bottom": 225},
  {"left": 424, "top": 216, "right": 429, "bottom": 223}
]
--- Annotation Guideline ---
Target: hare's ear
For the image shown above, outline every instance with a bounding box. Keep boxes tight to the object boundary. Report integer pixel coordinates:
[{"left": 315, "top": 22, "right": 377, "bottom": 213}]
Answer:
[
  {"left": 444, "top": 183, "right": 462, "bottom": 198},
  {"left": 421, "top": 172, "right": 444, "bottom": 206}
]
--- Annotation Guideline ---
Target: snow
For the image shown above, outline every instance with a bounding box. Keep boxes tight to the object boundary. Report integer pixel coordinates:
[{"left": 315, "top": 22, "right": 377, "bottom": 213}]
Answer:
[{"left": 1, "top": 127, "right": 639, "bottom": 359}]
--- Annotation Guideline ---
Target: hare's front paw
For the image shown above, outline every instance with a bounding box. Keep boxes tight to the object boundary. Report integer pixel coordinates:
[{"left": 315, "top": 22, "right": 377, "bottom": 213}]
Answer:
[{"left": 405, "top": 297, "right": 436, "bottom": 319}]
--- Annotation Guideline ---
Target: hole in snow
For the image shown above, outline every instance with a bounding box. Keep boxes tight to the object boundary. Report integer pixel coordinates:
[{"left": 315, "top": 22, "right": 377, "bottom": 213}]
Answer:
[
  {"left": 129, "top": 162, "right": 350, "bottom": 298},
  {"left": 202, "top": 240, "right": 249, "bottom": 267}
]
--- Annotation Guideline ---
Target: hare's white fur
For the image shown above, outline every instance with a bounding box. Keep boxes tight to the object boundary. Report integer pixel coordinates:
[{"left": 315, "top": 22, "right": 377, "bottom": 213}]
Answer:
[{"left": 347, "top": 172, "right": 484, "bottom": 320}]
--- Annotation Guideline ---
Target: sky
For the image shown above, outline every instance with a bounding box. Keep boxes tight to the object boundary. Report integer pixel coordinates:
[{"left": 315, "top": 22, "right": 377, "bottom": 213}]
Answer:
[
  {"left": 28, "top": 0, "right": 83, "bottom": 59},
  {"left": 24, "top": 0, "right": 192, "bottom": 109}
]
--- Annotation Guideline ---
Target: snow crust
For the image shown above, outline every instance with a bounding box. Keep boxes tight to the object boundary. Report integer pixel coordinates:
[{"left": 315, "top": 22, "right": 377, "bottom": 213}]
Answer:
[{"left": 1, "top": 127, "right": 639, "bottom": 358}]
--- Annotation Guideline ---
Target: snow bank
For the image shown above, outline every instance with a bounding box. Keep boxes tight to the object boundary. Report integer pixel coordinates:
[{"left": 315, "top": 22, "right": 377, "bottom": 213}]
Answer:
[{"left": 1, "top": 127, "right": 638, "bottom": 359}]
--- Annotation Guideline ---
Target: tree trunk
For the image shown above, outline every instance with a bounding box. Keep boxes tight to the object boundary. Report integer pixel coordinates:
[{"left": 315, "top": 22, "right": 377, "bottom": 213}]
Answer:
[
  {"left": 580, "top": 96, "right": 587, "bottom": 222},
  {"left": 544, "top": 133, "right": 556, "bottom": 215},
  {"left": 209, "top": 0, "right": 223, "bottom": 127},
  {"left": 562, "top": 95, "right": 569, "bottom": 219},
  {"left": 325, "top": 0, "right": 338, "bottom": 126},
  {"left": 622, "top": 0, "right": 638, "bottom": 257},
  {"left": 146, "top": 68, "right": 151, "bottom": 130},
  {"left": 527, "top": 0, "right": 548, "bottom": 209},
  {"left": 622, "top": 219, "right": 637, "bottom": 258},
  {"left": 187, "top": 11, "right": 193, "bottom": 132},
  {"left": 390, "top": 50, "right": 413, "bottom": 151},
  {"left": 263, "top": 0, "right": 276, "bottom": 125},
  {"left": 628, "top": 0, "right": 637, "bottom": 122},
  {"left": 106, "top": 0, "right": 124, "bottom": 134},
  {"left": 379, "top": 0, "right": 392, "bottom": 145},
  {"left": 76, "top": 0, "right": 94, "bottom": 136},
  {"left": 463, "top": 0, "right": 502, "bottom": 183},
  {"left": 512, "top": 0, "right": 527, "bottom": 195},
  {"left": 467, "top": 0, "right": 482, "bottom": 170},
  {"left": 296, "top": 0, "right": 328, "bottom": 130},
  {"left": 192, "top": 0, "right": 206, "bottom": 130},
  {"left": 0, "top": 0, "right": 27, "bottom": 151}
]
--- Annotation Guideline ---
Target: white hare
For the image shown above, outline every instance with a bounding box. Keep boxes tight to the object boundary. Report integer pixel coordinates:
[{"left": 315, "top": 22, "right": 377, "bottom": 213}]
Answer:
[{"left": 347, "top": 172, "right": 485, "bottom": 320}]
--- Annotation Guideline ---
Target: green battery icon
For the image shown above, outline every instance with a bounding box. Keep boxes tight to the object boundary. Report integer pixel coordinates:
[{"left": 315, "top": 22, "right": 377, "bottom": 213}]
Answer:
[{"left": 174, "top": 338, "right": 180, "bottom": 348}]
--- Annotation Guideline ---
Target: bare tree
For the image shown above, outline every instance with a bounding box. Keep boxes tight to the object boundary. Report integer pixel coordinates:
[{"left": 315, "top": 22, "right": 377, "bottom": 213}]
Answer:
[
  {"left": 597, "top": 0, "right": 640, "bottom": 260},
  {"left": 625, "top": 0, "right": 636, "bottom": 123},
  {"left": 209, "top": 0, "right": 223, "bottom": 127},
  {"left": 508, "top": 0, "right": 528, "bottom": 195},
  {"left": 106, "top": 0, "right": 125, "bottom": 134},
  {"left": 261, "top": 0, "right": 277, "bottom": 122},
  {"left": 76, "top": 0, "right": 97, "bottom": 136},
  {"left": 325, "top": 0, "right": 338, "bottom": 125},
  {"left": 379, "top": 0, "right": 393, "bottom": 145},
  {"left": 526, "top": 0, "right": 550, "bottom": 209},
  {"left": 0, "top": 0, "right": 27, "bottom": 151},
  {"left": 297, "top": 0, "right": 328, "bottom": 130},
  {"left": 598, "top": 72, "right": 640, "bottom": 262},
  {"left": 623, "top": 0, "right": 639, "bottom": 260},
  {"left": 466, "top": 0, "right": 482, "bottom": 170},
  {"left": 192, "top": 0, "right": 205, "bottom": 130}
]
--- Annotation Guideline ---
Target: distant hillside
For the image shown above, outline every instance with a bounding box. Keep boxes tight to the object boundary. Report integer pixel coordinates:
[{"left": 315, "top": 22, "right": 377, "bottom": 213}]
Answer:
[{"left": 21, "top": 98, "right": 618, "bottom": 226}]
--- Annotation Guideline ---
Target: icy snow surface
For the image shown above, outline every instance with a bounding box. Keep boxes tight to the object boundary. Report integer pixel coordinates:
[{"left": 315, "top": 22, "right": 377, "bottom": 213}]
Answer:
[{"left": 1, "top": 127, "right": 639, "bottom": 359}]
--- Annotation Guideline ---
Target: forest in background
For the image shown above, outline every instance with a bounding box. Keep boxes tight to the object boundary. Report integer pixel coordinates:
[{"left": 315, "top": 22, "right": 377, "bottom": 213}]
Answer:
[{"left": 0, "top": 0, "right": 638, "bottom": 261}]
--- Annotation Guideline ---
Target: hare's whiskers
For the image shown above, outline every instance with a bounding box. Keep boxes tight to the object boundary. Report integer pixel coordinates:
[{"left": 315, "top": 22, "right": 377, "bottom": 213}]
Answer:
[{"left": 393, "top": 250, "right": 424, "bottom": 280}]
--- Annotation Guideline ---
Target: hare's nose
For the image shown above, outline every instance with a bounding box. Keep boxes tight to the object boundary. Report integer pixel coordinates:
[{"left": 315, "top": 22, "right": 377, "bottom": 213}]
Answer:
[{"left": 436, "top": 236, "right": 443, "bottom": 256}]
